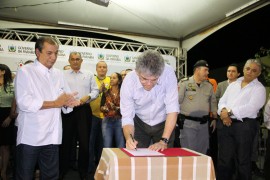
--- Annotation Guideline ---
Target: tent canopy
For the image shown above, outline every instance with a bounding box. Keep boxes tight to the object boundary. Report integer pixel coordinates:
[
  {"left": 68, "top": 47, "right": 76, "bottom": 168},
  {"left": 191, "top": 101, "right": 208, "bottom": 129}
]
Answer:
[{"left": 0, "top": 0, "right": 269, "bottom": 48}]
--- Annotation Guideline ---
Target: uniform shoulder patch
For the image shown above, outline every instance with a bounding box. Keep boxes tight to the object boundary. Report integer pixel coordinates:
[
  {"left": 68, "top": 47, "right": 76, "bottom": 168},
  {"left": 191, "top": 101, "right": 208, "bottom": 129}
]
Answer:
[{"left": 180, "top": 77, "right": 189, "bottom": 82}]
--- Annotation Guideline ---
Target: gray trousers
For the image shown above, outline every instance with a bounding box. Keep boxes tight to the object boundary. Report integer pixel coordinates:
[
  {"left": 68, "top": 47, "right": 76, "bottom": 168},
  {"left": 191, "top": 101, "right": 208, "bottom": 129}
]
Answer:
[{"left": 180, "top": 119, "right": 209, "bottom": 154}]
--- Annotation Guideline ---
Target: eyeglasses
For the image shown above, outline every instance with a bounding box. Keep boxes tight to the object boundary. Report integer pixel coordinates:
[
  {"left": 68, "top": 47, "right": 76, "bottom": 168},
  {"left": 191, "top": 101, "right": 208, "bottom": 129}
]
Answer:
[{"left": 138, "top": 73, "right": 159, "bottom": 84}]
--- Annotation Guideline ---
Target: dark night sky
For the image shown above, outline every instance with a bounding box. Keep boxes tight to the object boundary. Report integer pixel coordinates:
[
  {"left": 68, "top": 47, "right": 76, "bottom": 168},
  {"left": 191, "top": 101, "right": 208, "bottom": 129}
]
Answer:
[{"left": 187, "top": 4, "right": 270, "bottom": 81}]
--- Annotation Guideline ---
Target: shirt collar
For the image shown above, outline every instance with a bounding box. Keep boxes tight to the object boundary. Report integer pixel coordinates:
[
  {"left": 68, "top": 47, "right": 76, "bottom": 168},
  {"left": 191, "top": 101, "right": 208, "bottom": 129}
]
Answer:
[
  {"left": 69, "top": 69, "right": 83, "bottom": 74},
  {"left": 237, "top": 76, "right": 259, "bottom": 85},
  {"left": 35, "top": 59, "right": 53, "bottom": 76}
]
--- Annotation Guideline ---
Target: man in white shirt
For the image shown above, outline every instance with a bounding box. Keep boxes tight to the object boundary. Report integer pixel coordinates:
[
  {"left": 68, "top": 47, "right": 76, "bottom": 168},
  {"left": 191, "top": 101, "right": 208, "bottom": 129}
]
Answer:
[
  {"left": 264, "top": 96, "right": 270, "bottom": 179},
  {"left": 120, "top": 50, "right": 179, "bottom": 151},
  {"left": 217, "top": 59, "right": 266, "bottom": 180},
  {"left": 15, "top": 37, "right": 79, "bottom": 180}
]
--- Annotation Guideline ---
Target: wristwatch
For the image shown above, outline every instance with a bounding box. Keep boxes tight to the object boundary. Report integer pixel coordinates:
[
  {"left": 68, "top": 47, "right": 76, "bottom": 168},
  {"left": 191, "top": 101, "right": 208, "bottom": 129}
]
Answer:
[
  {"left": 227, "top": 109, "right": 233, "bottom": 116},
  {"left": 160, "top": 138, "right": 169, "bottom": 144}
]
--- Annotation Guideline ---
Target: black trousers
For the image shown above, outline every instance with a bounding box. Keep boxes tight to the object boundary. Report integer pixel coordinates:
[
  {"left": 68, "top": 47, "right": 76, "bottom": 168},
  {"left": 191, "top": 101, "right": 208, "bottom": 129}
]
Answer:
[
  {"left": 134, "top": 115, "right": 175, "bottom": 148},
  {"left": 208, "top": 121, "right": 218, "bottom": 168},
  {"left": 264, "top": 129, "right": 270, "bottom": 180},
  {"left": 60, "top": 104, "right": 92, "bottom": 178},
  {"left": 217, "top": 119, "right": 257, "bottom": 180}
]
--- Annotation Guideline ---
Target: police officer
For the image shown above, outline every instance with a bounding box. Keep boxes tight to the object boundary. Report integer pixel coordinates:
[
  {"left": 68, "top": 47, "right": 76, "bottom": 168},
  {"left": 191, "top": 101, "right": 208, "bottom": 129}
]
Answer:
[{"left": 178, "top": 60, "right": 217, "bottom": 154}]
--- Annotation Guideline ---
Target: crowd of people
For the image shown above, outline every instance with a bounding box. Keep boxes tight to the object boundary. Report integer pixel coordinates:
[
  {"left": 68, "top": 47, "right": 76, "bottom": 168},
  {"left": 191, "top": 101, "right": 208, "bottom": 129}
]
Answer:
[{"left": 0, "top": 36, "right": 270, "bottom": 180}]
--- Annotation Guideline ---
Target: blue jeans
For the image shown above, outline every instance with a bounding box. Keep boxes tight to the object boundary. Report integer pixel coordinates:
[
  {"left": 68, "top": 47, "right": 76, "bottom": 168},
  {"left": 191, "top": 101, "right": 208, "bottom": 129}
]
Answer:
[
  {"left": 102, "top": 117, "right": 125, "bottom": 148},
  {"left": 88, "top": 116, "right": 103, "bottom": 173},
  {"left": 16, "top": 144, "right": 59, "bottom": 180}
]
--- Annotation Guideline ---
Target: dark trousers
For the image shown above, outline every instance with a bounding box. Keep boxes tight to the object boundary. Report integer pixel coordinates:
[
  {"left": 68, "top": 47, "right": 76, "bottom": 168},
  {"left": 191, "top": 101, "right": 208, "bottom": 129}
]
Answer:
[
  {"left": 264, "top": 129, "right": 270, "bottom": 180},
  {"left": 174, "top": 116, "right": 181, "bottom": 147},
  {"left": 16, "top": 144, "right": 59, "bottom": 180},
  {"left": 134, "top": 115, "right": 175, "bottom": 148},
  {"left": 251, "top": 121, "right": 260, "bottom": 162},
  {"left": 60, "top": 104, "right": 92, "bottom": 178},
  {"left": 217, "top": 119, "right": 257, "bottom": 180},
  {"left": 88, "top": 115, "right": 103, "bottom": 174},
  {"left": 208, "top": 121, "right": 218, "bottom": 168}
]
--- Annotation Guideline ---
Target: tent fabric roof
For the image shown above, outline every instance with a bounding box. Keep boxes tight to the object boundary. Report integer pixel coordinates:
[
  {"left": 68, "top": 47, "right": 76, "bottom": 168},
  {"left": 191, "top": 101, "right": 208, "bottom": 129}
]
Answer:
[{"left": 0, "top": 0, "right": 268, "bottom": 41}]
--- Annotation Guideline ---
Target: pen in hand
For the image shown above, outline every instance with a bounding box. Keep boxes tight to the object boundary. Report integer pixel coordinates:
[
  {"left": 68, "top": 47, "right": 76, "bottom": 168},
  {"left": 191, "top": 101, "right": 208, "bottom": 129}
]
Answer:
[{"left": 130, "top": 134, "right": 137, "bottom": 151}]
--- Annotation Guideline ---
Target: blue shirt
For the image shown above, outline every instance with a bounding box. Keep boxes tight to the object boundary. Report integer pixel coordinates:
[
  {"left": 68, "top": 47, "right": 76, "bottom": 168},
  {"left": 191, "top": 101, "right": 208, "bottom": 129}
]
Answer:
[
  {"left": 64, "top": 69, "right": 99, "bottom": 102},
  {"left": 120, "top": 64, "right": 179, "bottom": 126}
]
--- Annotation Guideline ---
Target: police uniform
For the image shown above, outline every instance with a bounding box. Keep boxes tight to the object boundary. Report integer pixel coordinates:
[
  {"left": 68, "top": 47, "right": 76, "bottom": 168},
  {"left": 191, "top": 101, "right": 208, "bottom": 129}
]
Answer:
[{"left": 178, "top": 60, "right": 217, "bottom": 154}]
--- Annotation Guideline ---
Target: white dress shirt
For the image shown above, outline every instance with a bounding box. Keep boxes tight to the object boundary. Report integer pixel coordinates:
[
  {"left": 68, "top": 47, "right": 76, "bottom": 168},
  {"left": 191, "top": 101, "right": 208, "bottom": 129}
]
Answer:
[
  {"left": 120, "top": 64, "right": 180, "bottom": 126},
  {"left": 15, "top": 60, "right": 72, "bottom": 146},
  {"left": 264, "top": 97, "right": 270, "bottom": 129},
  {"left": 218, "top": 77, "right": 266, "bottom": 121}
]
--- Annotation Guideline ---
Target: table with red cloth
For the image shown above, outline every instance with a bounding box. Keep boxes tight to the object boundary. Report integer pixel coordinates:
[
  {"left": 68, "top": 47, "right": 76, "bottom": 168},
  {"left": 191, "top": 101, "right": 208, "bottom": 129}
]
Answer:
[{"left": 95, "top": 148, "right": 216, "bottom": 180}]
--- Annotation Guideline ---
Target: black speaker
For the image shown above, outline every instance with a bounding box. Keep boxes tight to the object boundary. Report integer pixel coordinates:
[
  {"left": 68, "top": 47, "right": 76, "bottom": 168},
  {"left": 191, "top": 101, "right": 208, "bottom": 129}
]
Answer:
[{"left": 87, "top": 0, "right": 110, "bottom": 7}]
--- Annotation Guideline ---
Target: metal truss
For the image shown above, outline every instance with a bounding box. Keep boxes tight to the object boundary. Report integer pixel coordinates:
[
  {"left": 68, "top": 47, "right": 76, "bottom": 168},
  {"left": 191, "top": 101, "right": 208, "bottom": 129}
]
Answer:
[{"left": 0, "top": 28, "right": 186, "bottom": 78}]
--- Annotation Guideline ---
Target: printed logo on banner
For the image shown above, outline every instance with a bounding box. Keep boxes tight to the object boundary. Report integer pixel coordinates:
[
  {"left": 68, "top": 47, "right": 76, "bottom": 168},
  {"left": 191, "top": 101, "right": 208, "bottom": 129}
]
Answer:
[
  {"left": 106, "top": 54, "right": 121, "bottom": 62},
  {"left": 81, "top": 52, "right": 94, "bottom": 61},
  {"left": 0, "top": 39, "right": 176, "bottom": 73},
  {"left": 8, "top": 45, "right": 16, "bottom": 52},
  {"left": 98, "top": 54, "right": 104, "bottom": 60},
  {"left": 17, "top": 46, "right": 35, "bottom": 55},
  {"left": 124, "top": 56, "right": 131, "bottom": 62}
]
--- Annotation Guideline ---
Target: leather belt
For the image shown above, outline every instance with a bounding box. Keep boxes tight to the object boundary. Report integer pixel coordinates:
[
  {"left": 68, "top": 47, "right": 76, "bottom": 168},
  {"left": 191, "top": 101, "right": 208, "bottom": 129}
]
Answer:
[
  {"left": 180, "top": 114, "right": 209, "bottom": 124},
  {"left": 184, "top": 115, "right": 204, "bottom": 121},
  {"left": 230, "top": 118, "right": 256, "bottom": 122}
]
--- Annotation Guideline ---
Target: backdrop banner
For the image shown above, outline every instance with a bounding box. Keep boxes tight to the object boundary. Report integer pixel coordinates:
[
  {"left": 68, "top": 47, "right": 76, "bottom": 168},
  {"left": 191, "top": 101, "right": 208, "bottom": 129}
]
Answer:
[{"left": 0, "top": 39, "right": 176, "bottom": 75}]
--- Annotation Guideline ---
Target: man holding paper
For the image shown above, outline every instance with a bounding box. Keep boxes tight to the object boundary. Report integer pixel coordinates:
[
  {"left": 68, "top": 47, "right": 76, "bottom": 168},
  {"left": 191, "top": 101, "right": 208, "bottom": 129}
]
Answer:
[{"left": 120, "top": 50, "right": 179, "bottom": 151}]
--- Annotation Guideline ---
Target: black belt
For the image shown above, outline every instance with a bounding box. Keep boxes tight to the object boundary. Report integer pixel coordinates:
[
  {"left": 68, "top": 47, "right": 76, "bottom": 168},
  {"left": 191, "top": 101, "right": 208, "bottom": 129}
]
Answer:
[
  {"left": 180, "top": 114, "right": 209, "bottom": 124},
  {"left": 230, "top": 118, "right": 256, "bottom": 122}
]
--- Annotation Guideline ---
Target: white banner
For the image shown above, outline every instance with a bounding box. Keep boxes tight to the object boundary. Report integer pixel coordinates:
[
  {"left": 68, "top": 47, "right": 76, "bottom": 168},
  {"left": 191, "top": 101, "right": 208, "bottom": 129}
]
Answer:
[{"left": 0, "top": 39, "right": 176, "bottom": 75}]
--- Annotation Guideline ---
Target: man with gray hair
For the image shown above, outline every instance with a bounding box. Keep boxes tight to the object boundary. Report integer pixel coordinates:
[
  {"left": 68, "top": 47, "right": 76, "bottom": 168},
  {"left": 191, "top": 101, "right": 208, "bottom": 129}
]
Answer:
[
  {"left": 120, "top": 50, "right": 179, "bottom": 151},
  {"left": 60, "top": 51, "right": 99, "bottom": 179},
  {"left": 217, "top": 59, "right": 266, "bottom": 180}
]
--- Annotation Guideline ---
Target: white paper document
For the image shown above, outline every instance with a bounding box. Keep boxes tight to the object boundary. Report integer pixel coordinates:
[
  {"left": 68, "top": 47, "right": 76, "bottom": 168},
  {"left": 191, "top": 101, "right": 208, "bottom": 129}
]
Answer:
[{"left": 123, "top": 148, "right": 164, "bottom": 156}]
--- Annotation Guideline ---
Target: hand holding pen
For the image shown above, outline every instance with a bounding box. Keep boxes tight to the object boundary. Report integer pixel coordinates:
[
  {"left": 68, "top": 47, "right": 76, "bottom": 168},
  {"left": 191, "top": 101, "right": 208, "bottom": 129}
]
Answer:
[{"left": 128, "top": 134, "right": 138, "bottom": 151}]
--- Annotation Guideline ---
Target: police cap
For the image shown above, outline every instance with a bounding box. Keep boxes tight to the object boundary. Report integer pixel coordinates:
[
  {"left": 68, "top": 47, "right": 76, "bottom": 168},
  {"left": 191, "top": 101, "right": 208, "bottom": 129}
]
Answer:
[{"left": 193, "top": 60, "right": 209, "bottom": 69}]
